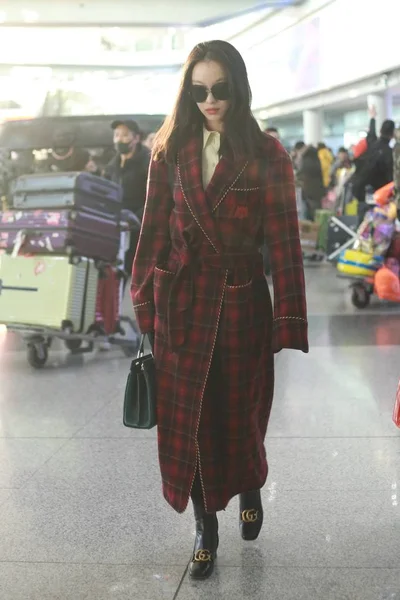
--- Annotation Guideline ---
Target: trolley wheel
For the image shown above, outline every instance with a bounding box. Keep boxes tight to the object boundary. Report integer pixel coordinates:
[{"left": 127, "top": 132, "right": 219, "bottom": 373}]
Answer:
[
  {"left": 65, "top": 338, "right": 82, "bottom": 352},
  {"left": 27, "top": 343, "right": 48, "bottom": 369},
  {"left": 70, "top": 255, "right": 82, "bottom": 266},
  {"left": 86, "top": 323, "right": 104, "bottom": 352},
  {"left": 351, "top": 285, "right": 371, "bottom": 309}
]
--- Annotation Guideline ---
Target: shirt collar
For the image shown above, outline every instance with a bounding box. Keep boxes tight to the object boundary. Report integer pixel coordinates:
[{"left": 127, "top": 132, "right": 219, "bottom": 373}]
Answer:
[{"left": 203, "top": 126, "right": 220, "bottom": 149}]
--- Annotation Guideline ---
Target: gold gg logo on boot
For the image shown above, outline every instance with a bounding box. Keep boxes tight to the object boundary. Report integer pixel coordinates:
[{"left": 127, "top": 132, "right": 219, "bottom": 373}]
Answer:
[
  {"left": 193, "top": 549, "right": 212, "bottom": 562},
  {"left": 241, "top": 509, "right": 259, "bottom": 523}
]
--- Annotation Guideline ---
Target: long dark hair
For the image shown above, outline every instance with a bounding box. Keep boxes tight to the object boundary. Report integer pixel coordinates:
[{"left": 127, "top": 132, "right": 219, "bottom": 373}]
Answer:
[
  {"left": 301, "top": 146, "right": 324, "bottom": 183},
  {"left": 152, "top": 40, "right": 265, "bottom": 163}
]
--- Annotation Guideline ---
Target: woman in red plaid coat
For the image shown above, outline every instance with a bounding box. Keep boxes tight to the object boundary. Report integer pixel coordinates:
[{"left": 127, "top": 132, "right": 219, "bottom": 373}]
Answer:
[{"left": 131, "top": 40, "right": 308, "bottom": 580}]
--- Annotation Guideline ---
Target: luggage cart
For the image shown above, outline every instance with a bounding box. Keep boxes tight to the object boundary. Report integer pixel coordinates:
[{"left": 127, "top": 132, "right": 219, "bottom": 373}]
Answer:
[
  {"left": 337, "top": 273, "right": 374, "bottom": 309},
  {"left": 327, "top": 216, "right": 358, "bottom": 263},
  {"left": 301, "top": 247, "right": 325, "bottom": 262},
  {"left": 1, "top": 212, "right": 141, "bottom": 368}
]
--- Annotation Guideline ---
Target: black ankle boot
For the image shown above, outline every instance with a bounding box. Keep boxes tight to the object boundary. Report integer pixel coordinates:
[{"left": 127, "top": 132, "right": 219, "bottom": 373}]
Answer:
[
  {"left": 239, "top": 489, "right": 264, "bottom": 541},
  {"left": 189, "top": 499, "right": 219, "bottom": 580}
]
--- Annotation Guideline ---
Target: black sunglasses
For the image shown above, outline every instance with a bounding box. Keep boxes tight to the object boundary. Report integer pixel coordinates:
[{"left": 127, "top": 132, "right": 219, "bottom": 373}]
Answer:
[{"left": 190, "top": 82, "right": 230, "bottom": 103}]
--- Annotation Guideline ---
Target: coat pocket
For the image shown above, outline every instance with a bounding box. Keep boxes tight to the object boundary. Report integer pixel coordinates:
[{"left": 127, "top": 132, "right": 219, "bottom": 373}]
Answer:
[
  {"left": 154, "top": 266, "right": 175, "bottom": 316},
  {"left": 220, "top": 276, "right": 271, "bottom": 357},
  {"left": 223, "top": 276, "right": 271, "bottom": 330},
  {"left": 222, "top": 278, "right": 253, "bottom": 332}
]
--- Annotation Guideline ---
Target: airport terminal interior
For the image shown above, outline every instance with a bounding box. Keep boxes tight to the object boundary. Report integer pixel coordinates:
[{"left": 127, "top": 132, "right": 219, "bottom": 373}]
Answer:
[{"left": 1, "top": 1, "right": 400, "bottom": 599}]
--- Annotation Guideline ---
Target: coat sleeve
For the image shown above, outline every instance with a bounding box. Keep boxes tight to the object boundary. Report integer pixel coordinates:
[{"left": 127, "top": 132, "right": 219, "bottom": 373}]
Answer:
[
  {"left": 263, "top": 148, "right": 309, "bottom": 354},
  {"left": 130, "top": 158, "right": 173, "bottom": 333}
]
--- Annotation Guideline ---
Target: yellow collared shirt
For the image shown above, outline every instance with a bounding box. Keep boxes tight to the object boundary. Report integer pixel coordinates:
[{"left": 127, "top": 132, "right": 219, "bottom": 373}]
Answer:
[{"left": 202, "top": 127, "right": 221, "bottom": 189}]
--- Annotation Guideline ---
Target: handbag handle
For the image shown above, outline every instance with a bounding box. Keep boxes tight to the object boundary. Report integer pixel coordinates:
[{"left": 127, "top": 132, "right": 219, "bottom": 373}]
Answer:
[
  {"left": 137, "top": 335, "right": 145, "bottom": 358},
  {"left": 137, "top": 333, "right": 155, "bottom": 358}
]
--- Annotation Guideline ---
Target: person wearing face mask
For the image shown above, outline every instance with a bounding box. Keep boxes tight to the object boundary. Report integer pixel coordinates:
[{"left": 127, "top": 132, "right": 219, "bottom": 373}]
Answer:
[
  {"left": 131, "top": 40, "right": 308, "bottom": 580},
  {"left": 104, "top": 119, "right": 151, "bottom": 278}
]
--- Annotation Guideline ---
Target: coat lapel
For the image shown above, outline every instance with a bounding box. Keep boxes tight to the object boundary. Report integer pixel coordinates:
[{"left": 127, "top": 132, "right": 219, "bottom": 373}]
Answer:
[
  {"left": 178, "top": 133, "right": 248, "bottom": 252},
  {"left": 206, "top": 155, "right": 248, "bottom": 213},
  {"left": 178, "top": 134, "right": 222, "bottom": 253}
]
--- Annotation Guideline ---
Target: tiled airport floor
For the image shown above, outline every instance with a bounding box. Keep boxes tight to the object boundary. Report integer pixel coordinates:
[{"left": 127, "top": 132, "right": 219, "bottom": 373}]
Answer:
[{"left": 1, "top": 265, "right": 400, "bottom": 599}]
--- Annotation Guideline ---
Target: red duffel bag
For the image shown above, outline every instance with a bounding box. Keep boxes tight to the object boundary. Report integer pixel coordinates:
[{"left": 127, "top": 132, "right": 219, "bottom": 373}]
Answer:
[{"left": 95, "top": 266, "right": 121, "bottom": 335}]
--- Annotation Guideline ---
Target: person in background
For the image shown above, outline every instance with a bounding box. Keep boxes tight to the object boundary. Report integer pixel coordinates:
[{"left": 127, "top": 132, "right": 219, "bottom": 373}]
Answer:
[
  {"left": 104, "top": 119, "right": 150, "bottom": 279},
  {"left": 317, "top": 142, "right": 334, "bottom": 189},
  {"left": 297, "top": 145, "right": 325, "bottom": 220},
  {"left": 292, "top": 141, "right": 306, "bottom": 172},
  {"left": 337, "top": 147, "right": 352, "bottom": 169},
  {"left": 363, "top": 119, "right": 395, "bottom": 190},
  {"left": 265, "top": 126, "right": 280, "bottom": 140},
  {"left": 350, "top": 106, "right": 378, "bottom": 206},
  {"left": 143, "top": 131, "right": 156, "bottom": 151},
  {"left": 352, "top": 113, "right": 394, "bottom": 221},
  {"left": 330, "top": 146, "right": 352, "bottom": 187},
  {"left": 48, "top": 129, "right": 91, "bottom": 173},
  {"left": 131, "top": 39, "right": 308, "bottom": 581}
]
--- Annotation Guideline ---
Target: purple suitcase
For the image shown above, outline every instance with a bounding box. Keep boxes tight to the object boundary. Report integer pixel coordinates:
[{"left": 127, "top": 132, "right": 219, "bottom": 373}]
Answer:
[
  {"left": 0, "top": 209, "right": 120, "bottom": 262},
  {"left": 13, "top": 172, "right": 122, "bottom": 218}
]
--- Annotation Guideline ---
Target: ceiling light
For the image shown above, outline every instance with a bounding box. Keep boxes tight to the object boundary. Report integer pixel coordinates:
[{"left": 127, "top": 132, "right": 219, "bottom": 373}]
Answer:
[{"left": 348, "top": 89, "right": 359, "bottom": 99}]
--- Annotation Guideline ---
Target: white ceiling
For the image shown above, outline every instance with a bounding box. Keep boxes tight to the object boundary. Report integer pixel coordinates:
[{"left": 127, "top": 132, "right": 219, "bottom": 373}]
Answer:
[{"left": 0, "top": 0, "right": 303, "bottom": 27}]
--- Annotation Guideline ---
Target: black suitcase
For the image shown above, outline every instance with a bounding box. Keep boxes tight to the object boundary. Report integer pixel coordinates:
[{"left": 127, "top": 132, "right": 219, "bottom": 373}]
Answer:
[
  {"left": 327, "top": 216, "right": 358, "bottom": 262},
  {"left": 13, "top": 172, "right": 122, "bottom": 218}
]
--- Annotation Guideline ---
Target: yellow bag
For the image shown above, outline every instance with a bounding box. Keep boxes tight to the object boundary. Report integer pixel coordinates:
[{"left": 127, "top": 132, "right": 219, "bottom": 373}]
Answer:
[
  {"left": 337, "top": 249, "right": 383, "bottom": 277},
  {"left": 344, "top": 198, "right": 358, "bottom": 216}
]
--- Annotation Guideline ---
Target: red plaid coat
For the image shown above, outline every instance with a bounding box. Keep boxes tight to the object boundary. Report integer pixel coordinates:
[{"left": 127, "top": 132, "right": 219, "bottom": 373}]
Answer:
[{"left": 131, "top": 133, "right": 308, "bottom": 514}]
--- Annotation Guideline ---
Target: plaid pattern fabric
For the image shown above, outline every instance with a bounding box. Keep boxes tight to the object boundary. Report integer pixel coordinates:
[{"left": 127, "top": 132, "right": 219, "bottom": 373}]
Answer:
[{"left": 131, "top": 133, "right": 308, "bottom": 514}]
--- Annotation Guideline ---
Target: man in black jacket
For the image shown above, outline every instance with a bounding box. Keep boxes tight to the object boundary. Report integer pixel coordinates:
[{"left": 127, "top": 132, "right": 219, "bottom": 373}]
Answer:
[
  {"left": 353, "top": 117, "right": 395, "bottom": 220},
  {"left": 104, "top": 119, "right": 150, "bottom": 279},
  {"left": 364, "top": 119, "right": 395, "bottom": 191}
]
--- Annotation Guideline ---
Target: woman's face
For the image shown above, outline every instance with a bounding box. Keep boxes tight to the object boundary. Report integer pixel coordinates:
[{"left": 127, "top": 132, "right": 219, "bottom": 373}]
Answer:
[{"left": 191, "top": 60, "right": 230, "bottom": 131}]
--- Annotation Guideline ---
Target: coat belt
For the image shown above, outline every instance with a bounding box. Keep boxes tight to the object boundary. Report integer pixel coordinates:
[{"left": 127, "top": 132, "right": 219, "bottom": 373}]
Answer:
[{"left": 166, "top": 248, "right": 262, "bottom": 351}]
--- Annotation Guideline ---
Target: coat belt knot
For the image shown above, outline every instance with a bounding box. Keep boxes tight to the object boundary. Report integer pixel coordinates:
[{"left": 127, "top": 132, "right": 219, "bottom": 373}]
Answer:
[{"left": 166, "top": 248, "right": 262, "bottom": 351}]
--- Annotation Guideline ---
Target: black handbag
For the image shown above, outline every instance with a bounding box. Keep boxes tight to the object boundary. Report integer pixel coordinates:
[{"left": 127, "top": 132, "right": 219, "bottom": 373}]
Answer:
[{"left": 123, "top": 335, "right": 157, "bottom": 429}]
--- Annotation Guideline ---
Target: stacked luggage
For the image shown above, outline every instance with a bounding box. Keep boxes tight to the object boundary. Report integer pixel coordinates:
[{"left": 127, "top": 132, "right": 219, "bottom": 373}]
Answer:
[
  {"left": 0, "top": 172, "right": 124, "bottom": 341},
  {"left": 1, "top": 172, "right": 121, "bottom": 261}
]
